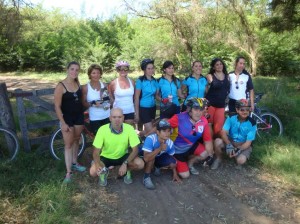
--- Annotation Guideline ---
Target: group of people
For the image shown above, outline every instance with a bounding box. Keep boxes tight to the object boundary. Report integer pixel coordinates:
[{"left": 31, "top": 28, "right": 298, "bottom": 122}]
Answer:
[{"left": 54, "top": 57, "right": 257, "bottom": 189}]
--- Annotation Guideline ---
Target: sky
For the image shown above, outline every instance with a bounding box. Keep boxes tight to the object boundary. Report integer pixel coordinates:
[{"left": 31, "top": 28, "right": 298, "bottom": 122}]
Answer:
[{"left": 29, "top": 0, "right": 139, "bottom": 19}]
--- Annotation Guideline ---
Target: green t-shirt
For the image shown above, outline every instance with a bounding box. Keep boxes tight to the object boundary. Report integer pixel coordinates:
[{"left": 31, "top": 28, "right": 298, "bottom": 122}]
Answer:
[{"left": 93, "top": 123, "right": 140, "bottom": 159}]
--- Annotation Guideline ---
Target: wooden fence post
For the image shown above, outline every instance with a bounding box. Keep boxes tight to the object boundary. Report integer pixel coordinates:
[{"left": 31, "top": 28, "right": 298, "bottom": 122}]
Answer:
[{"left": 0, "top": 82, "right": 16, "bottom": 131}]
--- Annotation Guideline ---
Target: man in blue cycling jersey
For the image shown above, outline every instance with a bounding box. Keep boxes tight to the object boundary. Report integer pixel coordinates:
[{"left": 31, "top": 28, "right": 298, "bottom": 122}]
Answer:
[{"left": 211, "top": 99, "right": 257, "bottom": 169}]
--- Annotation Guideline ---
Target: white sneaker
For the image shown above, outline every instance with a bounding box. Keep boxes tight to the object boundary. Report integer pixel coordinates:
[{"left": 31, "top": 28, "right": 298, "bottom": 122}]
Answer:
[
  {"left": 211, "top": 159, "right": 221, "bottom": 170},
  {"left": 189, "top": 166, "right": 199, "bottom": 175}
]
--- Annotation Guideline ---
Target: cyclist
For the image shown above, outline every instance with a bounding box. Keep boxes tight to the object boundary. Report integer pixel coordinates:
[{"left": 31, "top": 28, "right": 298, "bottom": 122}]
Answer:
[
  {"left": 54, "top": 61, "right": 86, "bottom": 183},
  {"left": 142, "top": 119, "right": 181, "bottom": 190},
  {"left": 206, "top": 58, "right": 230, "bottom": 138},
  {"left": 211, "top": 99, "right": 257, "bottom": 169},
  {"left": 89, "top": 108, "right": 144, "bottom": 187},
  {"left": 181, "top": 60, "right": 207, "bottom": 111},
  {"left": 168, "top": 98, "right": 214, "bottom": 178},
  {"left": 82, "top": 64, "right": 110, "bottom": 135},
  {"left": 157, "top": 60, "right": 185, "bottom": 119},
  {"left": 109, "top": 61, "right": 135, "bottom": 126},
  {"left": 134, "top": 59, "right": 158, "bottom": 135},
  {"left": 228, "top": 56, "right": 254, "bottom": 113}
]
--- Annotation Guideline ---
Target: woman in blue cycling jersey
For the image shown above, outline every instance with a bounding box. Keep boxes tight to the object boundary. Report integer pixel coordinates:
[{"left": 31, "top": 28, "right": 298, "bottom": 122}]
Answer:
[
  {"left": 181, "top": 60, "right": 208, "bottom": 111},
  {"left": 157, "top": 60, "right": 184, "bottom": 119},
  {"left": 135, "top": 59, "right": 158, "bottom": 135}
]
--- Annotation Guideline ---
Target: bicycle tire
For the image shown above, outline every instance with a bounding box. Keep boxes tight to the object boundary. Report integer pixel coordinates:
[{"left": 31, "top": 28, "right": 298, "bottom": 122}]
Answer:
[
  {"left": 0, "top": 127, "right": 19, "bottom": 162},
  {"left": 49, "top": 128, "right": 86, "bottom": 160},
  {"left": 256, "top": 112, "right": 283, "bottom": 138}
]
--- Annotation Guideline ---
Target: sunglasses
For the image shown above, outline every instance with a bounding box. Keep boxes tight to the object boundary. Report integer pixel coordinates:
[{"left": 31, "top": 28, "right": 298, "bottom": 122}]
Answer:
[
  {"left": 239, "top": 108, "right": 250, "bottom": 112},
  {"left": 235, "top": 81, "right": 239, "bottom": 89},
  {"left": 117, "top": 68, "right": 129, "bottom": 72},
  {"left": 192, "top": 125, "right": 197, "bottom": 136},
  {"left": 73, "top": 92, "right": 79, "bottom": 101}
]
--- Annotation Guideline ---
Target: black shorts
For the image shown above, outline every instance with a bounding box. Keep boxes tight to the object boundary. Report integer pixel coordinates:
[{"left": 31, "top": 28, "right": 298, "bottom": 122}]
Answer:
[
  {"left": 124, "top": 113, "right": 135, "bottom": 120},
  {"left": 173, "top": 142, "right": 198, "bottom": 162},
  {"left": 63, "top": 113, "right": 84, "bottom": 127},
  {"left": 100, "top": 153, "right": 129, "bottom": 167},
  {"left": 90, "top": 118, "right": 110, "bottom": 135},
  {"left": 139, "top": 106, "right": 156, "bottom": 124}
]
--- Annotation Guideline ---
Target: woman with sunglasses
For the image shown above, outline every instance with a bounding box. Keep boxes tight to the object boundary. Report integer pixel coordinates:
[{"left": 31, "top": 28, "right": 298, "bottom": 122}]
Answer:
[
  {"left": 206, "top": 58, "right": 230, "bottom": 138},
  {"left": 54, "top": 61, "right": 86, "bottom": 183},
  {"left": 228, "top": 56, "right": 254, "bottom": 113},
  {"left": 134, "top": 59, "right": 158, "bottom": 135},
  {"left": 109, "top": 61, "right": 135, "bottom": 126},
  {"left": 82, "top": 64, "right": 110, "bottom": 135},
  {"left": 157, "top": 60, "right": 185, "bottom": 119},
  {"left": 181, "top": 60, "right": 208, "bottom": 111}
]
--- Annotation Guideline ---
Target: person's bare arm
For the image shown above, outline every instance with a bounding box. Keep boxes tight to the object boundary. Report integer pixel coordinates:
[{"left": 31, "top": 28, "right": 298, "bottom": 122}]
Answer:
[
  {"left": 250, "top": 89, "right": 255, "bottom": 112},
  {"left": 81, "top": 84, "right": 90, "bottom": 109},
  {"left": 54, "top": 83, "right": 70, "bottom": 132},
  {"left": 134, "top": 89, "right": 141, "bottom": 123}
]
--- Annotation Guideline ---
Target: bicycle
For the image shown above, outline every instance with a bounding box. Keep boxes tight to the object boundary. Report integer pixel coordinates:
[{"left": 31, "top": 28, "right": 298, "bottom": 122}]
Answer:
[
  {"left": 0, "top": 126, "right": 19, "bottom": 162},
  {"left": 250, "top": 93, "right": 283, "bottom": 138},
  {"left": 49, "top": 111, "right": 94, "bottom": 160}
]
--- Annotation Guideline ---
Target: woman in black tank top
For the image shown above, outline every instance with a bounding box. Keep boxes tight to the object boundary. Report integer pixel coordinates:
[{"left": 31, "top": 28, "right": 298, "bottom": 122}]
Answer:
[
  {"left": 206, "top": 58, "right": 230, "bottom": 138},
  {"left": 54, "top": 61, "right": 86, "bottom": 183}
]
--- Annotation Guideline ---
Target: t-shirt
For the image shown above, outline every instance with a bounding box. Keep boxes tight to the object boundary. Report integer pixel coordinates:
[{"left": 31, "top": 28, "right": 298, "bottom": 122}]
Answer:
[
  {"left": 93, "top": 123, "right": 140, "bottom": 159},
  {"left": 168, "top": 112, "right": 212, "bottom": 154},
  {"left": 182, "top": 75, "right": 207, "bottom": 105},
  {"left": 223, "top": 115, "right": 257, "bottom": 142},
  {"left": 228, "top": 71, "right": 254, "bottom": 100},
  {"left": 142, "top": 133, "right": 175, "bottom": 157},
  {"left": 157, "top": 76, "right": 181, "bottom": 106},
  {"left": 135, "top": 76, "right": 158, "bottom": 108}
]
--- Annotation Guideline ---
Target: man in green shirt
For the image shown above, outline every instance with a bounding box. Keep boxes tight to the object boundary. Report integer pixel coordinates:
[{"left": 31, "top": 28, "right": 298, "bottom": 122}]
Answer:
[{"left": 90, "top": 108, "right": 144, "bottom": 186}]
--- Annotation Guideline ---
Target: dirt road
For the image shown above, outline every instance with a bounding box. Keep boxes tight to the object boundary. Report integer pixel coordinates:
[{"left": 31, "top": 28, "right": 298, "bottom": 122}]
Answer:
[{"left": 1, "top": 75, "right": 299, "bottom": 224}]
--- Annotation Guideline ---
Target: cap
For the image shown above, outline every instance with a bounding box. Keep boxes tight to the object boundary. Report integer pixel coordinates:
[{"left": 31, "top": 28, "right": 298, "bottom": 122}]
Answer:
[{"left": 156, "top": 119, "right": 172, "bottom": 131}]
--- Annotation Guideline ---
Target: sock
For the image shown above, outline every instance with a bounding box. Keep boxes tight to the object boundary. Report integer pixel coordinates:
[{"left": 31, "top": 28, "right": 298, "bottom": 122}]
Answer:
[{"left": 144, "top": 173, "right": 150, "bottom": 179}]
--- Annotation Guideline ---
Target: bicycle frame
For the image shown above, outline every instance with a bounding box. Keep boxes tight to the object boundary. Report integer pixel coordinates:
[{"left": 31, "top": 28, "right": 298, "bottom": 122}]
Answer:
[{"left": 250, "top": 112, "right": 271, "bottom": 131}]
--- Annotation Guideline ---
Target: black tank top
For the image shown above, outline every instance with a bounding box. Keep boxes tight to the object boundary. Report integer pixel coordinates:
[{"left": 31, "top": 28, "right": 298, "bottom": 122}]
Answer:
[
  {"left": 60, "top": 82, "right": 84, "bottom": 115},
  {"left": 206, "top": 74, "right": 230, "bottom": 108}
]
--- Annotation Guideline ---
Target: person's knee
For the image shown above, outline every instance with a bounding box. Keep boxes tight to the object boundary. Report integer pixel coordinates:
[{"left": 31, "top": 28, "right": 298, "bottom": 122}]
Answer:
[
  {"left": 236, "top": 155, "right": 247, "bottom": 165},
  {"left": 214, "top": 138, "right": 224, "bottom": 151},
  {"left": 179, "top": 171, "right": 190, "bottom": 179},
  {"left": 89, "top": 164, "right": 98, "bottom": 177},
  {"left": 133, "top": 157, "right": 144, "bottom": 170}
]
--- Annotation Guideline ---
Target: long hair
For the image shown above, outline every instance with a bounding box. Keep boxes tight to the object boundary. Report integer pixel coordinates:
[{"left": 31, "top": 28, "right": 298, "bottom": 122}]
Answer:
[
  {"left": 209, "top": 58, "right": 228, "bottom": 75},
  {"left": 162, "top": 60, "right": 178, "bottom": 88},
  {"left": 67, "top": 61, "right": 80, "bottom": 83}
]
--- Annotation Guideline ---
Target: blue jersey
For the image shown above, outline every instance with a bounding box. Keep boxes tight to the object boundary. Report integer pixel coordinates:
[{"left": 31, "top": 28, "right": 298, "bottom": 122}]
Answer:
[
  {"left": 135, "top": 76, "right": 158, "bottom": 108},
  {"left": 182, "top": 75, "right": 207, "bottom": 104},
  {"left": 158, "top": 76, "right": 181, "bottom": 106},
  {"left": 142, "top": 133, "right": 175, "bottom": 156},
  {"left": 223, "top": 115, "right": 257, "bottom": 142}
]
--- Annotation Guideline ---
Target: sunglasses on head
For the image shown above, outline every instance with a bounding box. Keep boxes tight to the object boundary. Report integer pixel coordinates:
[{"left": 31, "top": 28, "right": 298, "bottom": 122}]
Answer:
[
  {"left": 117, "top": 67, "right": 129, "bottom": 72},
  {"left": 239, "top": 108, "right": 250, "bottom": 112}
]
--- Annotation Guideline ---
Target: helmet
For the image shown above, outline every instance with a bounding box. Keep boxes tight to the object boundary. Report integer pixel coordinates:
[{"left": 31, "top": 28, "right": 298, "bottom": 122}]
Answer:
[
  {"left": 235, "top": 99, "right": 250, "bottom": 108},
  {"left": 186, "top": 97, "right": 208, "bottom": 111},
  {"left": 156, "top": 119, "right": 171, "bottom": 131},
  {"left": 140, "top": 58, "right": 154, "bottom": 70},
  {"left": 115, "top": 60, "right": 130, "bottom": 69}
]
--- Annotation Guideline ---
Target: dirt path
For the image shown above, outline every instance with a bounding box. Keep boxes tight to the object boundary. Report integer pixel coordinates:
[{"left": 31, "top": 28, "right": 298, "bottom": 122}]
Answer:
[{"left": 1, "top": 75, "right": 299, "bottom": 224}]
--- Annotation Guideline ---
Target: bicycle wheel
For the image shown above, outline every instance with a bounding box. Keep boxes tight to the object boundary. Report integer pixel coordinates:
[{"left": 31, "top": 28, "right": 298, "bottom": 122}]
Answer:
[
  {"left": 49, "top": 128, "right": 86, "bottom": 160},
  {"left": 0, "top": 127, "right": 19, "bottom": 162},
  {"left": 256, "top": 112, "right": 283, "bottom": 138}
]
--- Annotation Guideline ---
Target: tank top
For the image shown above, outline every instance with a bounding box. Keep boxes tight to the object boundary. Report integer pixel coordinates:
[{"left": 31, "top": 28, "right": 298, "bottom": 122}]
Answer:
[
  {"left": 113, "top": 77, "right": 135, "bottom": 114},
  {"left": 87, "top": 81, "right": 110, "bottom": 121},
  {"left": 206, "top": 74, "right": 230, "bottom": 108},
  {"left": 60, "top": 82, "right": 84, "bottom": 115}
]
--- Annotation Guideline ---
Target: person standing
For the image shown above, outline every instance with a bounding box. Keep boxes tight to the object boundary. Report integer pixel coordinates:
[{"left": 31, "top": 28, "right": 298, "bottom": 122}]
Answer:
[
  {"left": 228, "top": 56, "right": 254, "bottom": 113},
  {"left": 54, "top": 61, "right": 86, "bottom": 183},
  {"left": 206, "top": 58, "right": 230, "bottom": 138},
  {"left": 109, "top": 61, "right": 135, "bottom": 126},
  {"left": 82, "top": 64, "right": 110, "bottom": 135}
]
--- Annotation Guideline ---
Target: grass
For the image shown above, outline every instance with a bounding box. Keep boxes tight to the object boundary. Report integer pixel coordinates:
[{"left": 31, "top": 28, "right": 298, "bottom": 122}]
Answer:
[{"left": 1, "top": 72, "right": 300, "bottom": 222}]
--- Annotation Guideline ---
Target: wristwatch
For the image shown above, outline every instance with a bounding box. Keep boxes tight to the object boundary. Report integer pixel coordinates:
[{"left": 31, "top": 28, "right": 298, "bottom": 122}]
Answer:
[{"left": 123, "top": 160, "right": 129, "bottom": 165}]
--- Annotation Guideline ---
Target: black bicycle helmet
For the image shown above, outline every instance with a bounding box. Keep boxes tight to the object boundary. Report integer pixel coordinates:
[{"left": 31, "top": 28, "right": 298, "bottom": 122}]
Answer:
[
  {"left": 186, "top": 97, "right": 208, "bottom": 111},
  {"left": 140, "top": 58, "right": 154, "bottom": 71},
  {"left": 235, "top": 99, "right": 250, "bottom": 108}
]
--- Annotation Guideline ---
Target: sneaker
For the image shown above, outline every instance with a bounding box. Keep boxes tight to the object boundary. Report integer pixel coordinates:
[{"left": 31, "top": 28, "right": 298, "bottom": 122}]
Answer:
[
  {"left": 153, "top": 167, "right": 161, "bottom": 176},
  {"left": 63, "top": 172, "right": 72, "bottom": 184},
  {"left": 72, "top": 163, "right": 86, "bottom": 172},
  {"left": 189, "top": 166, "right": 199, "bottom": 175},
  {"left": 211, "top": 159, "right": 221, "bottom": 170},
  {"left": 123, "top": 171, "right": 133, "bottom": 185},
  {"left": 98, "top": 169, "right": 109, "bottom": 187},
  {"left": 143, "top": 177, "right": 155, "bottom": 190}
]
